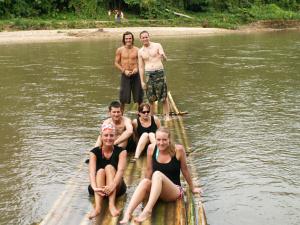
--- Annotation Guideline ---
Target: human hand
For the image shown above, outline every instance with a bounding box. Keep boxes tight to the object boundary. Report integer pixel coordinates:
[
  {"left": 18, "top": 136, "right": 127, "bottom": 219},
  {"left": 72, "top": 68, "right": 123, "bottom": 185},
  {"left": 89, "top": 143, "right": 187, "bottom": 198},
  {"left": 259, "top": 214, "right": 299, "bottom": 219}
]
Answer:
[
  {"left": 132, "top": 68, "right": 138, "bottom": 74},
  {"left": 160, "top": 54, "right": 167, "bottom": 61},
  {"left": 124, "top": 70, "right": 131, "bottom": 76},
  {"left": 93, "top": 187, "right": 106, "bottom": 196},
  {"left": 102, "top": 183, "right": 116, "bottom": 196},
  {"left": 141, "top": 82, "right": 146, "bottom": 90}
]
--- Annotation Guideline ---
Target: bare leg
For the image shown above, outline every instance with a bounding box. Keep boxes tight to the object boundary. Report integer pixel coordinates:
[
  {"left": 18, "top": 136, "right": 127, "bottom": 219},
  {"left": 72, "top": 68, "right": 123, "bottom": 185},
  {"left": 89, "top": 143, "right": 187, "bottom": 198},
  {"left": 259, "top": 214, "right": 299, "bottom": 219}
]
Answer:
[
  {"left": 105, "top": 165, "right": 120, "bottom": 217},
  {"left": 148, "top": 132, "right": 156, "bottom": 144},
  {"left": 134, "top": 171, "right": 180, "bottom": 223},
  {"left": 94, "top": 135, "right": 102, "bottom": 147},
  {"left": 134, "top": 133, "right": 150, "bottom": 159},
  {"left": 119, "top": 179, "right": 151, "bottom": 224},
  {"left": 88, "top": 169, "right": 105, "bottom": 219},
  {"left": 163, "top": 98, "right": 170, "bottom": 121},
  {"left": 149, "top": 102, "right": 155, "bottom": 115}
]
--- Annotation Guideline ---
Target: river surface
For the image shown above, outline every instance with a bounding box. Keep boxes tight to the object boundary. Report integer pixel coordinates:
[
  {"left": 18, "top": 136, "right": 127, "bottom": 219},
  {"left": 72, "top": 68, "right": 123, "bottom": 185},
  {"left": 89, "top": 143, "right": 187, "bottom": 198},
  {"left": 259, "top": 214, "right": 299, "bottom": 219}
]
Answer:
[{"left": 0, "top": 30, "right": 299, "bottom": 225}]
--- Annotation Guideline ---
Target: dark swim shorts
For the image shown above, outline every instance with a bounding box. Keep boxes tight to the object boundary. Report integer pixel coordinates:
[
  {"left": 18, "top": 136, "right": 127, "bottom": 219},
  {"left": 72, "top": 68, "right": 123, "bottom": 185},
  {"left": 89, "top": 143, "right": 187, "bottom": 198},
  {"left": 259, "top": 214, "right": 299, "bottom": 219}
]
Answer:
[
  {"left": 145, "top": 69, "right": 167, "bottom": 103},
  {"left": 88, "top": 179, "right": 127, "bottom": 197},
  {"left": 119, "top": 72, "right": 144, "bottom": 104}
]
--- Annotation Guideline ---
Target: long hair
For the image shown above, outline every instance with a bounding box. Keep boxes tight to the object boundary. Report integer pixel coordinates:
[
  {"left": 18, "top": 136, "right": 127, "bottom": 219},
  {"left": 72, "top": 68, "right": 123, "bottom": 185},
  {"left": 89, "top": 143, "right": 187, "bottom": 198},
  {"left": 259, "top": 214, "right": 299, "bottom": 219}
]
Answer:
[
  {"left": 156, "top": 127, "right": 176, "bottom": 157},
  {"left": 122, "top": 31, "right": 134, "bottom": 45}
]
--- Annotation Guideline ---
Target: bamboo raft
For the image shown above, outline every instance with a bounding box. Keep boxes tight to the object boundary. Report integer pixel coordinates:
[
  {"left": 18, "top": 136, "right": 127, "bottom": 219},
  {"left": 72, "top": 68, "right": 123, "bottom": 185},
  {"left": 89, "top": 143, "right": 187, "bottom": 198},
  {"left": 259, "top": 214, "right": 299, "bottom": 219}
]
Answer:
[{"left": 39, "top": 92, "right": 206, "bottom": 225}]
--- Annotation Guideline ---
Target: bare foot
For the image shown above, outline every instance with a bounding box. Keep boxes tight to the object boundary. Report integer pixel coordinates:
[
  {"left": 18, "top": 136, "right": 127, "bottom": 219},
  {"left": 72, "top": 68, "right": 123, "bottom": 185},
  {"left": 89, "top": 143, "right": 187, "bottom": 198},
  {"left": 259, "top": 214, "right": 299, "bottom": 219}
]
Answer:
[
  {"left": 88, "top": 209, "right": 100, "bottom": 219},
  {"left": 109, "top": 205, "right": 121, "bottom": 217},
  {"left": 119, "top": 213, "right": 132, "bottom": 224},
  {"left": 134, "top": 210, "right": 151, "bottom": 223}
]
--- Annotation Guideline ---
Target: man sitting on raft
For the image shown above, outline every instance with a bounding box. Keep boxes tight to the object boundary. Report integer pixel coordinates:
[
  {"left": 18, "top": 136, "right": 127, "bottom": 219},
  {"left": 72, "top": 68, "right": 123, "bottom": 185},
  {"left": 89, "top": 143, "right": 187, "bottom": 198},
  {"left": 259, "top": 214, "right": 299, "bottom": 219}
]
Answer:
[{"left": 95, "top": 100, "right": 133, "bottom": 149}]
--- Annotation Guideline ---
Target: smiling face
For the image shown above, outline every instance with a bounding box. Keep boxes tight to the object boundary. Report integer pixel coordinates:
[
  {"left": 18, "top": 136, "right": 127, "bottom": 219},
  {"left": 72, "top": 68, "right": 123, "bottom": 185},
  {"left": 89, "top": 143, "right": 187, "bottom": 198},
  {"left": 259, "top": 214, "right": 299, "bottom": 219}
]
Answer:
[
  {"left": 139, "top": 105, "right": 151, "bottom": 118},
  {"left": 140, "top": 32, "right": 150, "bottom": 46},
  {"left": 109, "top": 106, "right": 122, "bottom": 122},
  {"left": 101, "top": 128, "right": 115, "bottom": 147},
  {"left": 155, "top": 130, "right": 170, "bottom": 151},
  {"left": 124, "top": 34, "right": 133, "bottom": 47}
]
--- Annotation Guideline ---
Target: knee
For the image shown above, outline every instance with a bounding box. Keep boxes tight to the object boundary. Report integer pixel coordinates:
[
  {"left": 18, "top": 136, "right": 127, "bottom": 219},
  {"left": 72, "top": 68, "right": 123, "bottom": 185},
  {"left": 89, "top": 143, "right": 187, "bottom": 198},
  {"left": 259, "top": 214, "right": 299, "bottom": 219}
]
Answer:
[
  {"left": 148, "top": 132, "right": 155, "bottom": 140},
  {"left": 140, "top": 178, "right": 151, "bottom": 190},
  {"left": 152, "top": 171, "right": 163, "bottom": 181},
  {"left": 104, "top": 165, "right": 116, "bottom": 173},
  {"left": 96, "top": 169, "right": 105, "bottom": 177},
  {"left": 141, "top": 133, "right": 149, "bottom": 139}
]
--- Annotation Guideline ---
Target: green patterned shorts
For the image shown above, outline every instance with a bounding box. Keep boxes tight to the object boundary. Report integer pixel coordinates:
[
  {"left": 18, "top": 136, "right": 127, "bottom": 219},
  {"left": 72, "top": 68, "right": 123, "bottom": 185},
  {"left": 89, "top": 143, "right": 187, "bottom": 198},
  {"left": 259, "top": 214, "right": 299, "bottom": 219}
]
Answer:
[{"left": 145, "top": 69, "right": 167, "bottom": 103}]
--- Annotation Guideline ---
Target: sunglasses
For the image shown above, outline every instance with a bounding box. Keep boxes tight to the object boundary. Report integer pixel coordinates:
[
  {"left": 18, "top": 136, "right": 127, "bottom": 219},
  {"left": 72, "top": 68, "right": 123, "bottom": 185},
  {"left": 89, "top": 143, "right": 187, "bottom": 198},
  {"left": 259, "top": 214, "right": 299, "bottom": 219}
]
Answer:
[{"left": 141, "top": 110, "right": 150, "bottom": 114}]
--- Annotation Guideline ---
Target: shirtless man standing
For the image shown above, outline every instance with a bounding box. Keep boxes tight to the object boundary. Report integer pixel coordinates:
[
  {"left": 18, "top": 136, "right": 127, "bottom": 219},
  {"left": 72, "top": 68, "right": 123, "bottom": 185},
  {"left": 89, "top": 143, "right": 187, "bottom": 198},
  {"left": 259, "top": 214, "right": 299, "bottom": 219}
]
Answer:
[
  {"left": 95, "top": 101, "right": 133, "bottom": 149},
  {"left": 115, "top": 31, "right": 143, "bottom": 112},
  {"left": 138, "top": 30, "right": 170, "bottom": 121}
]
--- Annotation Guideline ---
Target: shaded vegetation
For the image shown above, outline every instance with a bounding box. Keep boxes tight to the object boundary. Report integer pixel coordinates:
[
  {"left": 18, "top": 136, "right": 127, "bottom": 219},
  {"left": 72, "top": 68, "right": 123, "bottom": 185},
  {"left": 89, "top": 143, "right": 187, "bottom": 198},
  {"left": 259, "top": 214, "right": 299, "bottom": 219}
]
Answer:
[{"left": 0, "top": 0, "right": 299, "bottom": 31}]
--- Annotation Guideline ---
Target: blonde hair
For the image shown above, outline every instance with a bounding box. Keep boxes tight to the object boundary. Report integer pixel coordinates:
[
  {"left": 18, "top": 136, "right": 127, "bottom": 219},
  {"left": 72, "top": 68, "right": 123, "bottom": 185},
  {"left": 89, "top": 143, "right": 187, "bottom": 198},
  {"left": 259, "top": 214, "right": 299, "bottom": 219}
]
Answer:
[{"left": 156, "top": 127, "right": 176, "bottom": 157}]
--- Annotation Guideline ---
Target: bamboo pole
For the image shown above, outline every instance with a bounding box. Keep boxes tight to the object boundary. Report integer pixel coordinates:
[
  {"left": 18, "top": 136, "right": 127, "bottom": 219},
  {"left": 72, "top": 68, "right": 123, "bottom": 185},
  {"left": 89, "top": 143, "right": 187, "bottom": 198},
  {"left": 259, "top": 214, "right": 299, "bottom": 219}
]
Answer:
[{"left": 167, "top": 92, "right": 207, "bottom": 225}]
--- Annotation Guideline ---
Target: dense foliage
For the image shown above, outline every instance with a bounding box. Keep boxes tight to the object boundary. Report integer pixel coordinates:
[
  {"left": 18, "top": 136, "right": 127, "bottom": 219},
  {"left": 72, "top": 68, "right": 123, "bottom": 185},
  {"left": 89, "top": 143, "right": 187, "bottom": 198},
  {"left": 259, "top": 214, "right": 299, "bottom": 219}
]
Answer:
[{"left": 0, "top": 0, "right": 299, "bottom": 19}]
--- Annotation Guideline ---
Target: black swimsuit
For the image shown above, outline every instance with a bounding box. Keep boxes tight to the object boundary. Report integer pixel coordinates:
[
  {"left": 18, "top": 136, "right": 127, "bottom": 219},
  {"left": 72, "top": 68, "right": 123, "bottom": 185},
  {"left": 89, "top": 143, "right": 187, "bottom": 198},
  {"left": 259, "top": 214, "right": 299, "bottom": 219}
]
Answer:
[
  {"left": 136, "top": 116, "right": 158, "bottom": 137},
  {"left": 88, "top": 145, "right": 127, "bottom": 196},
  {"left": 152, "top": 145, "right": 181, "bottom": 186}
]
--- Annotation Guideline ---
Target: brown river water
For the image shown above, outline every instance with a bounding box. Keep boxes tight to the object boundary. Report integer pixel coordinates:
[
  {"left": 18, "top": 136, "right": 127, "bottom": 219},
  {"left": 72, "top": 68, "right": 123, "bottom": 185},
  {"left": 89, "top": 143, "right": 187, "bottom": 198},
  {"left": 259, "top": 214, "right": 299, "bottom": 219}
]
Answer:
[{"left": 0, "top": 30, "right": 299, "bottom": 225}]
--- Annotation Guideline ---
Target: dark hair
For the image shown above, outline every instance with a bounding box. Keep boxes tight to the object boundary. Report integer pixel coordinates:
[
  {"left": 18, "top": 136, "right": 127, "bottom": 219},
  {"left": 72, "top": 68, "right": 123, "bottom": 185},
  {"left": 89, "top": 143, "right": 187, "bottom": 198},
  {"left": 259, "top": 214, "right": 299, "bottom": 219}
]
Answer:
[
  {"left": 139, "top": 30, "right": 149, "bottom": 38},
  {"left": 122, "top": 31, "right": 134, "bottom": 45},
  {"left": 138, "top": 102, "right": 150, "bottom": 112},
  {"left": 109, "top": 101, "right": 121, "bottom": 111}
]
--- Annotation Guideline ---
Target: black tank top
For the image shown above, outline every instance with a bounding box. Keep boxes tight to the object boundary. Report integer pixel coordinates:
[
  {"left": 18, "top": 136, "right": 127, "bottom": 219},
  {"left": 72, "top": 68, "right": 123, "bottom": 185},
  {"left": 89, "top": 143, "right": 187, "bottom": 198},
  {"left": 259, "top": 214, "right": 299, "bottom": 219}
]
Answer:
[
  {"left": 152, "top": 145, "right": 181, "bottom": 186},
  {"left": 90, "top": 145, "right": 125, "bottom": 171},
  {"left": 136, "top": 116, "right": 158, "bottom": 137}
]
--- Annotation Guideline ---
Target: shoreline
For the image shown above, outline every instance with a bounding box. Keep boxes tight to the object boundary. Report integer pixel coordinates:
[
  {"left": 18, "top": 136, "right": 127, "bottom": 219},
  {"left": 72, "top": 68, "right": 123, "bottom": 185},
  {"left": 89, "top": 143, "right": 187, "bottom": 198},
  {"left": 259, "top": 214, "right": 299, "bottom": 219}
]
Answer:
[{"left": 0, "top": 26, "right": 299, "bottom": 45}]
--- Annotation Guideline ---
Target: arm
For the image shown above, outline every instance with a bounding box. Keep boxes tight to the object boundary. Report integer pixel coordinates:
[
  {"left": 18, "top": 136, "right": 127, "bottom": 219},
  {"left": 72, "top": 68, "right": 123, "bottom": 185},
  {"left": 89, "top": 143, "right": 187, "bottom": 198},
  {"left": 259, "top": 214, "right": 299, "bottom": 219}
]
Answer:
[
  {"left": 145, "top": 144, "right": 155, "bottom": 179},
  {"left": 89, "top": 152, "right": 98, "bottom": 189},
  {"left": 114, "top": 117, "right": 133, "bottom": 145},
  {"left": 154, "top": 116, "right": 161, "bottom": 128},
  {"left": 178, "top": 145, "right": 202, "bottom": 194},
  {"left": 114, "top": 48, "right": 125, "bottom": 73},
  {"left": 158, "top": 43, "right": 167, "bottom": 61},
  {"left": 106, "top": 150, "right": 127, "bottom": 195},
  {"left": 132, "top": 119, "right": 138, "bottom": 142},
  {"left": 94, "top": 134, "right": 101, "bottom": 147},
  {"left": 138, "top": 50, "right": 146, "bottom": 89},
  {"left": 89, "top": 152, "right": 104, "bottom": 196}
]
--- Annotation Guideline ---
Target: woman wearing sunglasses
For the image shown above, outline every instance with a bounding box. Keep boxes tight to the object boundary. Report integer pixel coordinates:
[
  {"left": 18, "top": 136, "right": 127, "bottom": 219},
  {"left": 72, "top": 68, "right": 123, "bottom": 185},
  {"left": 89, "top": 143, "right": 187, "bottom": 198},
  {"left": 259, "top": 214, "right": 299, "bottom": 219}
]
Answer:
[{"left": 132, "top": 103, "right": 161, "bottom": 159}]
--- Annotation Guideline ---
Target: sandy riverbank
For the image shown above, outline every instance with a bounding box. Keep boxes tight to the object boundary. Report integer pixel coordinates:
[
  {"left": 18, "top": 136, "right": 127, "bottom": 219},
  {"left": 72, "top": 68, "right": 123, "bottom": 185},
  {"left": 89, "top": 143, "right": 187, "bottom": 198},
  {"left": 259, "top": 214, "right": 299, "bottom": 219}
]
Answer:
[
  {"left": 0, "top": 26, "right": 299, "bottom": 45},
  {"left": 0, "top": 27, "right": 236, "bottom": 45}
]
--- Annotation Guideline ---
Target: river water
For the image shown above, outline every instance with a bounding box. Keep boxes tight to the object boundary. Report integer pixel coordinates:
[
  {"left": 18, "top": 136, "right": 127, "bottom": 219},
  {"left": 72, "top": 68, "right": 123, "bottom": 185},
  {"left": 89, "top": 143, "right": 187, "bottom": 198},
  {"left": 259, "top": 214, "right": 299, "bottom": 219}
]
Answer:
[{"left": 0, "top": 30, "right": 299, "bottom": 225}]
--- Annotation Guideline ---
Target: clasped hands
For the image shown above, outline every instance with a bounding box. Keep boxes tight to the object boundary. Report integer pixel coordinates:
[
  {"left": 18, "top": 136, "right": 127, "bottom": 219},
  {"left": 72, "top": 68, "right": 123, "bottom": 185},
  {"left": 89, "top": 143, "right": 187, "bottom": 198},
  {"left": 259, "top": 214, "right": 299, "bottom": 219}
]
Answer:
[
  {"left": 124, "top": 68, "right": 138, "bottom": 77},
  {"left": 93, "top": 183, "right": 116, "bottom": 197}
]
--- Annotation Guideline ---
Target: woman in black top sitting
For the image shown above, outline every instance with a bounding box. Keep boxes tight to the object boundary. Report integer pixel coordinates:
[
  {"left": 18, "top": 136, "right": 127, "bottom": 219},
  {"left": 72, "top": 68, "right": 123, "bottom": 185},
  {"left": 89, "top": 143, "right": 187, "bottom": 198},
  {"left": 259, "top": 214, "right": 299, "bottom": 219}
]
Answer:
[
  {"left": 132, "top": 103, "right": 161, "bottom": 159},
  {"left": 88, "top": 123, "right": 127, "bottom": 219},
  {"left": 120, "top": 127, "right": 202, "bottom": 223}
]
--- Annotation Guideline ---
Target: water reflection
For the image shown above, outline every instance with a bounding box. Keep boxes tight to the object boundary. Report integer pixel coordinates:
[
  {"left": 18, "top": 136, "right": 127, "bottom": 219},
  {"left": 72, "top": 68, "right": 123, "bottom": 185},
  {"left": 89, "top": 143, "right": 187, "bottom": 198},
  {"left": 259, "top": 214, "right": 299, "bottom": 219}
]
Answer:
[{"left": 0, "top": 31, "right": 299, "bottom": 225}]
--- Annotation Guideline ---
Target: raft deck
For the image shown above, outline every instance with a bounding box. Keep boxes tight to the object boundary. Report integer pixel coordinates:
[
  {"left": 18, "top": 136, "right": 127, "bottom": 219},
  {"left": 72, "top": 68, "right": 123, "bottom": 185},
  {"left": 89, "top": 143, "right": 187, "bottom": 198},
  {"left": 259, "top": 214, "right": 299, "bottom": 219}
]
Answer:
[{"left": 39, "top": 92, "right": 206, "bottom": 225}]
